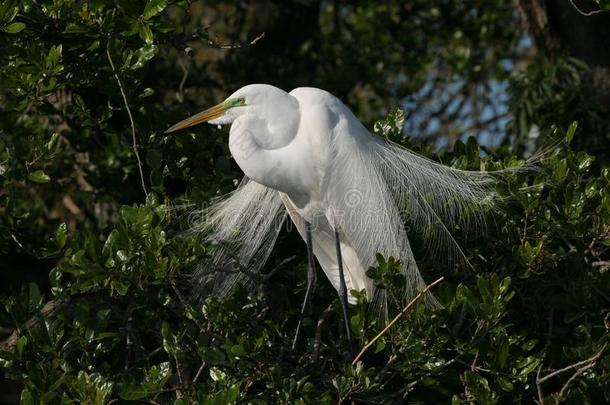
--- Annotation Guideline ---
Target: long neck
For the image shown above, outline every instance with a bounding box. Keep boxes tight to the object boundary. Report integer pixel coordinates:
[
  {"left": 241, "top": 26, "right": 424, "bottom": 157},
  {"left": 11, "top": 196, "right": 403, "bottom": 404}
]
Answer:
[
  {"left": 231, "top": 95, "right": 300, "bottom": 150},
  {"left": 228, "top": 96, "right": 301, "bottom": 189}
]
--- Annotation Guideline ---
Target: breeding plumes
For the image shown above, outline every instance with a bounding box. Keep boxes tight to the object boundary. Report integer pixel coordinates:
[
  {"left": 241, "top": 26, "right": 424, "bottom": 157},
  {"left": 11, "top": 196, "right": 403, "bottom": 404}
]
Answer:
[{"left": 166, "top": 84, "right": 499, "bottom": 351}]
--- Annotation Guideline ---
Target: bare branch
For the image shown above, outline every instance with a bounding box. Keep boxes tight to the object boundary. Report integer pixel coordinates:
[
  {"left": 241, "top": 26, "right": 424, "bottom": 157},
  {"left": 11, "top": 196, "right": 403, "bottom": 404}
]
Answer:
[
  {"left": 538, "top": 344, "right": 607, "bottom": 383},
  {"left": 264, "top": 255, "right": 297, "bottom": 280},
  {"left": 352, "top": 277, "right": 444, "bottom": 365},
  {"left": 568, "top": 0, "right": 607, "bottom": 16},
  {"left": 208, "top": 32, "right": 265, "bottom": 50},
  {"left": 192, "top": 360, "right": 206, "bottom": 385},
  {"left": 536, "top": 343, "right": 607, "bottom": 402},
  {"left": 106, "top": 41, "right": 148, "bottom": 197},
  {"left": 311, "top": 304, "right": 334, "bottom": 362},
  {"left": 536, "top": 365, "right": 545, "bottom": 405},
  {"left": 0, "top": 298, "right": 68, "bottom": 351},
  {"left": 558, "top": 361, "right": 596, "bottom": 398}
]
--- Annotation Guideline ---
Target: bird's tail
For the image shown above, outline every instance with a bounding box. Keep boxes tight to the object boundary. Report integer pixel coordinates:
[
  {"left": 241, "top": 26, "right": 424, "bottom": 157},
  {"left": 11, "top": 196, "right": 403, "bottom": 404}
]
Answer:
[{"left": 322, "top": 127, "right": 506, "bottom": 313}]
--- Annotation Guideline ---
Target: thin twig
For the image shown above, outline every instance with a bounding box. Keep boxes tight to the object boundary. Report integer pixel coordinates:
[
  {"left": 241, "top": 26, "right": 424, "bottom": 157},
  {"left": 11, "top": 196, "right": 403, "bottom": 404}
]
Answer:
[
  {"left": 311, "top": 304, "right": 334, "bottom": 362},
  {"left": 106, "top": 41, "right": 148, "bottom": 197},
  {"left": 208, "top": 32, "right": 265, "bottom": 49},
  {"left": 173, "top": 354, "right": 186, "bottom": 399},
  {"left": 0, "top": 298, "right": 68, "bottom": 351},
  {"left": 176, "top": 58, "right": 189, "bottom": 102},
  {"left": 264, "top": 255, "right": 297, "bottom": 280},
  {"left": 400, "top": 358, "right": 458, "bottom": 396},
  {"left": 352, "top": 277, "right": 444, "bottom": 365},
  {"left": 374, "top": 354, "right": 398, "bottom": 381},
  {"left": 170, "top": 279, "right": 207, "bottom": 332},
  {"left": 536, "top": 309, "right": 555, "bottom": 404},
  {"left": 192, "top": 360, "right": 206, "bottom": 385},
  {"left": 536, "top": 365, "right": 545, "bottom": 405},
  {"left": 558, "top": 361, "right": 596, "bottom": 398},
  {"left": 568, "top": 0, "right": 607, "bottom": 16},
  {"left": 538, "top": 344, "right": 607, "bottom": 383}
]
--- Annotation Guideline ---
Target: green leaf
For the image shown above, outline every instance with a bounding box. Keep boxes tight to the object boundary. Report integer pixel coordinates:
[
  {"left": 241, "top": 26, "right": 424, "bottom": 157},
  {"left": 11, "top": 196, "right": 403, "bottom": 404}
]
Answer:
[
  {"left": 143, "top": 0, "right": 168, "bottom": 20},
  {"left": 111, "top": 280, "right": 129, "bottom": 296},
  {"left": 201, "top": 383, "right": 239, "bottom": 405},
  {"left": 55, "top": 223, "right": 67, "bottom": 249},
  {"left": 131, "top": 44, "right": 157, "bottom": 69},
  {"left": 374, "top": 339, "right": 386, "bottom": 353},
  {"left": 20, "top": 389, "right": 34, "bottom": 405},
  {"left": 517, "top": 356, "right": 542, "bottom": 377},
  {"left": 146, "top": 149, "right": 163, "bottom": 169},
  {"left": 4, "top": 21, "right": 25, "bottom": 33},
  {"left": 28, "top": 283, "right": 41, "bottom": 311},
  {"left": 463, "top": 371, "right": 497, "bottom": 405},
  {"left": 144, "top": 362, "right": 172, "bottom": 389},
  {"left": 594, "top": 0, "right": 610, "bottom": 11},
  {"left": 566, "top": 121, "right": 578, "bottom": 144},
  {"left": 230, "top": 344, "right": 247, "bottom": 357},
  {"left": 16, "top": 336, "right": 27, "bottom": 357},
  {"left": 46, "top": 132, "right": 60, "bottom": 151},
  {"left": 45, "top": 44, "right": 63, "bottom": 68},
  {"left": 137, "top": 21, "right": 153, "bottom": 44},
  {"left": 28, "top": 170, "right": 51, "bottom": 183},
  {"left": 118, "top": 362, "right": 172, "bottom": 399},
  {"left": 497, "top": 376, "right": 514, "bottom": 392}
]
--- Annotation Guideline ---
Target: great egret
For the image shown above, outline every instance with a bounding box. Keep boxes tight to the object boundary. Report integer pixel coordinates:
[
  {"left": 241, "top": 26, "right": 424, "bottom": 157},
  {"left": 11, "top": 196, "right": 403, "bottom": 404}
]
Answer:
[{"left": 166, "top": 84, "right": 497, "bottom": 352}]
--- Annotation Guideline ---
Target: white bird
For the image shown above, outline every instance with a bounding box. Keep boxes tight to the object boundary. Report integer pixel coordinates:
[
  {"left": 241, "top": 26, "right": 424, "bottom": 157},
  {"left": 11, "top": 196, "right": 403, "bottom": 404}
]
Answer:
[{"left": 166, "top": 84, "right": 496, "bottom": 351}]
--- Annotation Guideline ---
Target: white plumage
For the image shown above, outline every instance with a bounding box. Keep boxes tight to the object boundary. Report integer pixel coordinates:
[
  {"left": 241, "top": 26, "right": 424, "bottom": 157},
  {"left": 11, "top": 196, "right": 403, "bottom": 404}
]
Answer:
[{"left": 167, "top": 84, "right": 496, "bottom": 313}]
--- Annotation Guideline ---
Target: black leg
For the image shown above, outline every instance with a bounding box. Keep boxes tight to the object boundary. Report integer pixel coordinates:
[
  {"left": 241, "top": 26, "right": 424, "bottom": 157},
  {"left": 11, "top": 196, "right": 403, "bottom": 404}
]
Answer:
[
  {"left": 335, "top": 227, "right": 354, "bottom": 356},
  {"left": 292, "top": 221, "right": 317, "bottom": 349}
]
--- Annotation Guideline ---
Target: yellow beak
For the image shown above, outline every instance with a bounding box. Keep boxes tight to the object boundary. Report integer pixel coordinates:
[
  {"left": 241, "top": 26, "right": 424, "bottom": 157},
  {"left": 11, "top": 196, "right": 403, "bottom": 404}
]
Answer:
[{"left": 165, "top": 102, "right": 226, "bottom": 133}]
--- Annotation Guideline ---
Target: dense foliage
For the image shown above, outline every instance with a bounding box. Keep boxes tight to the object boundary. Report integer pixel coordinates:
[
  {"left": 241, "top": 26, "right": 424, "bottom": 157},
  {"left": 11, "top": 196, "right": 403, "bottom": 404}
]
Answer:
[{"left": 1, "top": 1, "right": 609, "bottom": 403}]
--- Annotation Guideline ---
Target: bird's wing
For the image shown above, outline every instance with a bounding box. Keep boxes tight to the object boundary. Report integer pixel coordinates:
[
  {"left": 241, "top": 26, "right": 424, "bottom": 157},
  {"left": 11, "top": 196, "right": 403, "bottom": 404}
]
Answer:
[
  {"left": 279, "top": 193, "right": 373, "bottom": 304},
  {"left": 321, "top": 111, "right": 495, "bottom": 308},
  {"left": 188, "top": 177, "right": 287, "bottom": 298}
]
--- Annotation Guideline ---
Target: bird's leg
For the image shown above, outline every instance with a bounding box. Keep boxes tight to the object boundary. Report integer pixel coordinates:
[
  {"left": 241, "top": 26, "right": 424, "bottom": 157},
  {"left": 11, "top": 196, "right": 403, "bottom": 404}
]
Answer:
[
  {"left": 334, "top": 227, "right": 355, "bottom": 356},
  {"left": 292, "top": 220, "right": 317, "bottom": 349}
]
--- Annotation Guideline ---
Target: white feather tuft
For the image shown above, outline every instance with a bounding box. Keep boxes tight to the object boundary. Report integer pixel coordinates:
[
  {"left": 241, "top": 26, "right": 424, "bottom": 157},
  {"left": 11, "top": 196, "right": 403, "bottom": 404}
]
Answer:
[{"left": 188, "top": 178, "right": 287, "bottom": 299}]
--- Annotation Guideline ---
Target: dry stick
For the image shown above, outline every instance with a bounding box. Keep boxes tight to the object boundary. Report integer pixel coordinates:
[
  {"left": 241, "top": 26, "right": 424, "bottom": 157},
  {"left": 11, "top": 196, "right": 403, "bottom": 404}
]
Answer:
[
  {"left": 537, "top": 343, "right": 607, "bottom": 384},
  {"left": 559, "top": 362, "right": 595, "bottom": 398},
  {"left": 536, "top": 365, "right": 545, "bottom": 405},
  {"left": 558, "top": 361, "right": 596, "bottom": 399},
  {"left": 0, "top": 298, "right": 67, "bottom": 351},
  {"left": 312, "top": 304, "right": 335, "bottom": 362},
  {"left": 535, "top": 344, "right": 607, "bottom": 404},
  {"left": 209, "top": 32, "right": 266, "bottom": 49},
  {"left": 568, "top": 0, "right": 607, "bottom": 16},
  {"left": 106, "top": 41, "right": 148, "bottom": 197},
  {"left": 192, "top": 360, "right": 206, "bottom": 385},
  {"left": 352, "top": 277, "right": 444, "bottom": 366}
]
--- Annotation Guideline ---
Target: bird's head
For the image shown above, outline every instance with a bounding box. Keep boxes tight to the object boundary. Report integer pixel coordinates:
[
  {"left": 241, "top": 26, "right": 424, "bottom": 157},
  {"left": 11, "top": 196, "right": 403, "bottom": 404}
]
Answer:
[{"left": 165, "top": 84, "right": 294, "bottom": 133}]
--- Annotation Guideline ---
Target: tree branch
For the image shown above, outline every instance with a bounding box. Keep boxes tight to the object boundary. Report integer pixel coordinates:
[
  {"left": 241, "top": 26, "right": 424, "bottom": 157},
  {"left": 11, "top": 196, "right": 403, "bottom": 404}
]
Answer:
[
  {"left": 352, "top": 277, "right": 444, "bottom": 365},
  {"left": 311, "top": 304, "right": 334, "bottom": 362},
  {"left": 536, "top": 343, "right": 607, "bottom": 402},
  {"left": 558, "top": 361, "right": 596, "bottom": 398},
  {"left": 568, "top": 0, "right": 607, "bottom": 16},
  {"left": 538, "top": 344, "right": 607, "bottom": 383},
  {"left": 106, "top": 41, "right": 148, "bottom": 197},
  {"left": 0, "top": 298, "right": 68, "bottom": 352},
  {"left": 516, "top": 0, "right": 559, "bottom": 58}
]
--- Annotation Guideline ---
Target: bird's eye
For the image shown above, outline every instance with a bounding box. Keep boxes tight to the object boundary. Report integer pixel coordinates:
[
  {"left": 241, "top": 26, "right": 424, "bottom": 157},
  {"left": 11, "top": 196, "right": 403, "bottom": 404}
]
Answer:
[{"left": 237, "top": 97, "right": 245, "bottom": 105}]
